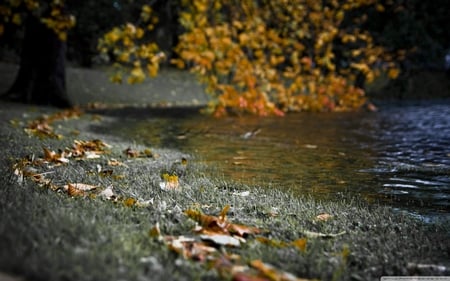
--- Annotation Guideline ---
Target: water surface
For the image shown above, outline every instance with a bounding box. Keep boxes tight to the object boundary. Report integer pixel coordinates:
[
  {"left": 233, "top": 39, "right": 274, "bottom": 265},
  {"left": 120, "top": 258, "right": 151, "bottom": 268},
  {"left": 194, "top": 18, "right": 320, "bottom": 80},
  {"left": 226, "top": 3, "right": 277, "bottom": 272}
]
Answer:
[{"left": 105, "top": 101, "right": 450, "bottom": 221}]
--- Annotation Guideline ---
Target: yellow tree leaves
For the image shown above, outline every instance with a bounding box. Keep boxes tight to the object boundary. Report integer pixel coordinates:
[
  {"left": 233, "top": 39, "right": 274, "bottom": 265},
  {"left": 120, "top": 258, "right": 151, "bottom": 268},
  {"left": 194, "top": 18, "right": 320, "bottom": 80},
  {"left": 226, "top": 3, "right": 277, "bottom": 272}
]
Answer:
[
  {"left": 97, "top": 5, "right": 165, "bottom": 84},
  {"left": 173, "top": 0, "right": 401, "bottom": 116},
  {"left": 2, "top": 1, "right": 403, "bottom": 116},
  {"left": 40, "top": 0, "right": 75, "bottom": 41},
  {"left": 0, "top": 0, "right": 74, "bottom": 40}
]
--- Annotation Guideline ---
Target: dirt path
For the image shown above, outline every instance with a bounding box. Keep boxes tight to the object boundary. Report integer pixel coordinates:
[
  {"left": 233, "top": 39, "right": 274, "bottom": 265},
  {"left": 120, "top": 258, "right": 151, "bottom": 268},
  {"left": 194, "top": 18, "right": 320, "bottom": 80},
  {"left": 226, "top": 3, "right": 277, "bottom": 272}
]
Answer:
[{"left": 0, "top": 62, "right": 210, "bottom": 107}]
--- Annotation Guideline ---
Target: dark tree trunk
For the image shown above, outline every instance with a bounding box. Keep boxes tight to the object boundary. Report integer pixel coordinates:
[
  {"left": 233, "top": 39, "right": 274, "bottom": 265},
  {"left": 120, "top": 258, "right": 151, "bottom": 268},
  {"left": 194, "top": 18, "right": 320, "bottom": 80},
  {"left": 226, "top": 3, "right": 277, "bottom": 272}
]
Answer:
[{"left": 3, "top": 15, "right": 71, "bottom": 107}]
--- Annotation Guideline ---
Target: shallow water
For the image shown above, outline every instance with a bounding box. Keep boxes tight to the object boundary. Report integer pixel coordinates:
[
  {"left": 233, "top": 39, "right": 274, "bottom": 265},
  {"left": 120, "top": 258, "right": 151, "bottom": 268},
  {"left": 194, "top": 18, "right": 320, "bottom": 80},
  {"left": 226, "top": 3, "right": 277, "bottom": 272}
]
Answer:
[{"left": 109, "top": 101, "right": 450, "bottom": 221}]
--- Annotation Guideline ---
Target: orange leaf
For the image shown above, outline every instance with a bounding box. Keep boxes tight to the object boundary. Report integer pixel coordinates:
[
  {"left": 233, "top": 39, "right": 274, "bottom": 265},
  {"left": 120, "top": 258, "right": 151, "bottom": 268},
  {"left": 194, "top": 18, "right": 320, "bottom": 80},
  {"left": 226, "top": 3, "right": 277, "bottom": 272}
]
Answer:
[
  {"left": 124, "top": 197, "right": 137, "bottom": 207},
  {"left": 67, "top": 183, "right": 86, "bottom": 197},
  {"left": 291, "top": 238, "right": 307, "bottom": 252}
]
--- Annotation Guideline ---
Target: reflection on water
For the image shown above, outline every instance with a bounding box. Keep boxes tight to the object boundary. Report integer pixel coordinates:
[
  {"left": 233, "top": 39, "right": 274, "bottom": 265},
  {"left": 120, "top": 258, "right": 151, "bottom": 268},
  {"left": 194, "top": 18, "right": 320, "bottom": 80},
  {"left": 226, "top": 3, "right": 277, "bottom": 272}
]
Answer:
[{"left": 108, "top": 101, "right": 450, "bottom": 220}]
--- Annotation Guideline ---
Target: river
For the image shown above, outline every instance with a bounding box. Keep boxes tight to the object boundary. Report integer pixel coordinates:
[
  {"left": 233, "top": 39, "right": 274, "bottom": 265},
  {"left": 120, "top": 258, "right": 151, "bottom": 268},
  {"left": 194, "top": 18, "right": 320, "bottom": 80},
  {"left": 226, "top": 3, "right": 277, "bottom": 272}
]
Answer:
[{"left": 108, "top": 100, "right": 450, "bottom": 222}]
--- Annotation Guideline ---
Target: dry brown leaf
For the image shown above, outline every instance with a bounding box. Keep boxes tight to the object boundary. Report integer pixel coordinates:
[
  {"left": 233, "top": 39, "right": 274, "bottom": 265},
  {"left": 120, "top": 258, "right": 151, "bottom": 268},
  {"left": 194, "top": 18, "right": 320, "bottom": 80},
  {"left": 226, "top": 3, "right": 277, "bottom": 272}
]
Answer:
[
  {"left": 200, "top": 234, "right": 241, "bottom": 247},
  {"left": 42, "top": 147, "right": 70, "bottom": 164},
  {"left": 314, "top": 213, "right": 333, "bottom": 222},
  {"left": 123, "top": 147, "right": 153, "bottom": 158},
  {"left": 165, "top": 236, "right": 217, "bottom": 261},
  {"left": 228, "top": 223, "right": 260, "bottom": 237},
  {"left": 185, "top": 206, "right": 260, "bottom": 237},
  {"left": 25, "top": 108, "right": 83, "bottom": 139},
  {"left": 250, "top": 260, "right": 309, "bottom": 281},
  {"left": 63, "top": 183, "right": 98, "bottom": 191},
  {"left": 71, "top": 139, "right": 110, "bottom": 158},
  {"left": 108, "top": 158, "right": 126, "bottom": 166},
  {"left": 256, "top": 237, "right": 287, "bottom": 248},
  {"left": 65, "top": 183, "right": 97, "bottom": 197},
  {"left": 67, "top": 183, "right": 86, "bottom": 197}
]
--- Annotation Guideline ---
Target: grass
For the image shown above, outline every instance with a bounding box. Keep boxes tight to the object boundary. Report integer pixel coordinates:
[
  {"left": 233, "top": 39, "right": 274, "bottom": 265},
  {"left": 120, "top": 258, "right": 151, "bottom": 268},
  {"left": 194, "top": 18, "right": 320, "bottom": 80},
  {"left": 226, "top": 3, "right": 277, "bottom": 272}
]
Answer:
[{"left": 0, "top": 103, "right": 449, "bottom": 281}]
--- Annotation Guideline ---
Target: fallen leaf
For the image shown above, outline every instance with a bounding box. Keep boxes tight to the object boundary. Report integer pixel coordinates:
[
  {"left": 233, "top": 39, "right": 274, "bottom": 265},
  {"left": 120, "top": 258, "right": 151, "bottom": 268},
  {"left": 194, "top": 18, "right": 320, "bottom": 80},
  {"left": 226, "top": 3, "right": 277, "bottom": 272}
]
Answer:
[
  {"left": 256, "top": 237, "right": 287, "bottom": 248},
  {"left": 200, "top": 234, "right": 241, "bottom": 247},
  {"left": 185, "top": 206, "right": 260, "bottom": 237},
  {"left": 136, "top": 198, "right": 153, "bottom": 207},
  {"left": 228, "top": 223, "right": 260, "bottom": 237},
  {"left": 159, "top": 173, "right": 180, "bottom": 191},
  {"left": 149, "top": 223, "right": 162, "bottom": 240},
  {"left": 66, "top": 183, "right": 85, "bottom": 197},
  {"left": 250, "top": 260, "right": 305, "bottom": 281},
  {"left": 42, "top": 147, "right": 70, "bottom": 164},
  {"left": 64, "top": 183, "right": 98, "bottom": 197},
  {"left": 25, "top": 108, "right": 83, "bottom": 139},
  {"left": 123, "top": 147, "right": 153, "bottom": 158},
  {"left": 314, "top": 213, "right": 333, "bottom": 222},
  {"left": 291, "top": 238, "right": 307, "bottom": 252},
  {"left": 71, "top": 139, "right": 110, "bottom": 158},
  {"left": 165, "top": 236, "right": 217, "bottom": 261},
  {"left": 84, "top": 151, "right": 101, "bottom": 159},
  {"left": 108, "top": 158, "right": 126, "bottom": 166},
  {"left": 233, "top": 191, "right": 250, "bottom": 197},
  {"left": 63, "top": 183, "right": 98, "bottom": 191},
  {"left": 124, "top": 197, "right": 137, "bottom": 207},
  {"left": 99, "top": 185, "right": 116, "bottom": 200}
]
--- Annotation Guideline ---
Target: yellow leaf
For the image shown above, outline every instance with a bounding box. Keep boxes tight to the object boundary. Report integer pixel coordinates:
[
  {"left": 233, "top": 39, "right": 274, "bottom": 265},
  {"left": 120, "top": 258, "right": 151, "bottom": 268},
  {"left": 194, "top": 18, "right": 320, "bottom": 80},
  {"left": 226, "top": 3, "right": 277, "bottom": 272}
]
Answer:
[
  {"left": 12, "top": 13, "right": 21, "bottom": 25},
  {"left": 128, "top": 67, "right": 145, "bottom": 84},
  {"left": 376, "top": 4, "right": 385, "bottom": 12},
  {"left": 171, "top": 58, "right": 185, "bottom": 69},
  {"left": 291, "top": 238, "right": 307, "bottom": 252},
  {"left": 105, "top": 29, "right": 121, "bottom": 43},
  {"left": 388, "top": 68, "right": 400, "bottom": 79},
  {"left": 58, "top": 32, "right": 67, "bottom": 41},
  {"left": 149, "top": 222, "right": 162, "bottom": 238},
  {"left": 136, "top": 27, "right": 144, "bottom": 39},
  {"left": 147, "top": 64, "right": 158, "bottom": 77},
  {"left": 110, "top": 73, "right": 123, "bottom": 83},
  {"left": 124, "top": 197, "right": 137, "bottom": 207}
]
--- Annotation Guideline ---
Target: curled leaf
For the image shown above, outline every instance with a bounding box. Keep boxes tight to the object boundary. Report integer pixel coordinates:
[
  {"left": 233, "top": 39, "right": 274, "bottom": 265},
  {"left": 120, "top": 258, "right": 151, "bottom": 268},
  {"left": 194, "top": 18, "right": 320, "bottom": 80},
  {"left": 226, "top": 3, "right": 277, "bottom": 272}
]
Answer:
[{"left": 314, "top": 213, "right": 333, "bottom": 222}]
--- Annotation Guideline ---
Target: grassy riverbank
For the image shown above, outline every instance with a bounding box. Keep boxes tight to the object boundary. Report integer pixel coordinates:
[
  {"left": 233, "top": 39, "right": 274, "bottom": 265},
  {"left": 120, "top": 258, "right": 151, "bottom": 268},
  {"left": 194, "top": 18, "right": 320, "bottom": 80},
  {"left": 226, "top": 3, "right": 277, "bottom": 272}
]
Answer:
[{"left": 1, "top": 102, "right": 449, "bottom": 281}]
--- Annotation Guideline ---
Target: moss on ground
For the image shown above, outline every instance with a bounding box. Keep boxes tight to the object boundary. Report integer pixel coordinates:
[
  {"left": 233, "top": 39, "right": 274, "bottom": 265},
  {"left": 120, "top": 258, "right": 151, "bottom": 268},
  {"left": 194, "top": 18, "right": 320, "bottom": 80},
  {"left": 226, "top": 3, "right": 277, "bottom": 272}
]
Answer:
[{"left": 0, "top": 102, "right": 449, "bottom": 281}]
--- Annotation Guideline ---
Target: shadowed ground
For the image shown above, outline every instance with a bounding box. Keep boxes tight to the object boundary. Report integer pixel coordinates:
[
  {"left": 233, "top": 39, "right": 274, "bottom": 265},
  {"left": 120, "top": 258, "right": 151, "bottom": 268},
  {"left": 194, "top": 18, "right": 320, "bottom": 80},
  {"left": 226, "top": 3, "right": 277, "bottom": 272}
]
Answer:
[{"left": 0, "top": 62, "right": 210, "bottom": 107}]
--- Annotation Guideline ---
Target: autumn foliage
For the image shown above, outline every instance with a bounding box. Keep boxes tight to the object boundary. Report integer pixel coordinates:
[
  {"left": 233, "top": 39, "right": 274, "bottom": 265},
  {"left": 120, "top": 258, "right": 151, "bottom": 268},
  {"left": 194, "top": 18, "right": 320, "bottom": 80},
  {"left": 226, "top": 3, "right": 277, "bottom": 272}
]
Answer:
[
  {"left": 97, "top": 5, "right": 166, "bottom": 84},
  {"left": 171, "top": 0, "right": 400, "bottom": 116},
  {"left": 1, "top": 0, "right": 402, "bottom": 116},
  {"left": 0, "top": 0, "right": 75, "bottom": 41}
]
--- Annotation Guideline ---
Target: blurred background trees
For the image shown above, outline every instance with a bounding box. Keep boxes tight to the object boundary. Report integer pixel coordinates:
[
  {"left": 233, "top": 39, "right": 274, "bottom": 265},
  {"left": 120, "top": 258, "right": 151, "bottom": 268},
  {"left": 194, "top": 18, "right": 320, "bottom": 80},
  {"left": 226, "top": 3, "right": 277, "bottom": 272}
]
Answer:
[{"left": 1, "top": 0, "right": 449, "bottom": 113}]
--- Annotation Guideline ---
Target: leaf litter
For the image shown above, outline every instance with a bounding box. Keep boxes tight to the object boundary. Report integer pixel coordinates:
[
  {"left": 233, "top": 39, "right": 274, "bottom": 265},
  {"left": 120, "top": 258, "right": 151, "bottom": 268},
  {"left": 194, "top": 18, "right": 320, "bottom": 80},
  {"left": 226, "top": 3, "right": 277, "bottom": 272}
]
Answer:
[{"left": 11, "top": 108, "right": 347, "bottom": 281}]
